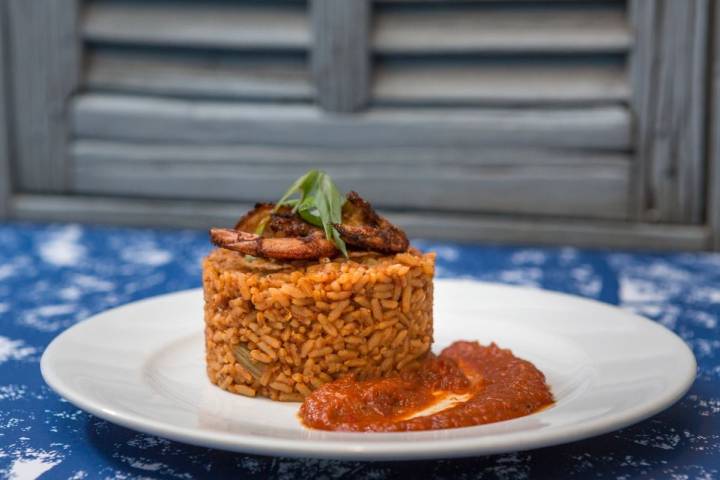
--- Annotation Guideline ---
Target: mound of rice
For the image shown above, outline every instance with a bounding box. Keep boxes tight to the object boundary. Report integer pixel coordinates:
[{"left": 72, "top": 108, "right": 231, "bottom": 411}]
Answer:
[{"left": 203, "top": 248, "right": 435, "bottom": 401}]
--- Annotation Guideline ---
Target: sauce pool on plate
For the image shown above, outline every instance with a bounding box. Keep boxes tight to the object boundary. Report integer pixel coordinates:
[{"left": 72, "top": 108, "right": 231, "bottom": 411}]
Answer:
[{"left": 299, "top": 341, "right": 554, "bottom": 432}]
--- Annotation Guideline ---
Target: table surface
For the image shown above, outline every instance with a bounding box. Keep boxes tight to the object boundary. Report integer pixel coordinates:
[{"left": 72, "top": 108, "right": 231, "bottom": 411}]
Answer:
[{"left": 0, "top": 222, "right": 718, "bottom": 480}]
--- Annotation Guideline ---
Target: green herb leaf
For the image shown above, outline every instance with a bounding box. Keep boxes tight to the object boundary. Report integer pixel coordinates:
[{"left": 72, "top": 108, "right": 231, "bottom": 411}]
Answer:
[
  {"left": 275, "top": 170, "right": 320, "bottom": 211},
  {"left": 331, "top": 227, "right": 348, "bottom": 257},
  {"left": 254, "top": 216, "right": 270, "bottom": 236},
  {"left": 274, "top": 170, "right": 347, "bottom": 256}
]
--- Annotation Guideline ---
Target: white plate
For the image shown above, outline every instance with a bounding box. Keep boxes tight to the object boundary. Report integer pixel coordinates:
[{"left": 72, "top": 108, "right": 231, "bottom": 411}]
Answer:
[{"left": 41, "top": 279, "right": 696, "bottom": 460}]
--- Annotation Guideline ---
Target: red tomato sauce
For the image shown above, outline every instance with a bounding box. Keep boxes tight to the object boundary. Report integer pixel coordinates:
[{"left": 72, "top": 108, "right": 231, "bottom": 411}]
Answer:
[{"left": 299, "top": 341, "right": 554, "bottom": 432}]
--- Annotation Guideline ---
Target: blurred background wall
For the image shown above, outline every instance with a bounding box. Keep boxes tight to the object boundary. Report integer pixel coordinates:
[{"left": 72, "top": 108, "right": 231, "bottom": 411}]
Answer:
[{"left": 0, "top": 0, "right": 719, "bottom": 250}]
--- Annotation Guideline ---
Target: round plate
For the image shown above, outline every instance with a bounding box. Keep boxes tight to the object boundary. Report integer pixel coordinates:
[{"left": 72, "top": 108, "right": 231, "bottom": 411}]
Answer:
[{"left": 41, "top": 279, "right": 696, "bottom": 460}]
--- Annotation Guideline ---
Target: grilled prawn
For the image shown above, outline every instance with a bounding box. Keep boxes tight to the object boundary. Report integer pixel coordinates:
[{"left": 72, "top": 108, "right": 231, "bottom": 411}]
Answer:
[{"left": 210, "top": 191, "right": 409, "bottom": 260}]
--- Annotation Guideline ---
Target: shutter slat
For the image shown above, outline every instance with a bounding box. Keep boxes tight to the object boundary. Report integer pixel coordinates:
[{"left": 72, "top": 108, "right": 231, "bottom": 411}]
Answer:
[
  {"left": 374, "top": 62, "right": 628, "bottom": 105},
  {"left": 12, "top": 194, "right": 708, "bottom": 250},
  {"left": 7, "top": 0, "right": 80, "bottom": 192},
  {"left": 70, "top": 141, "right": 630, "bottom": 219},
  {"left": 73, "top": 140, "right": 630, "bottom": 167},
  {"left": 374, "top": 5, "right": 630, "bottom": 54},
  {"left": 83, "top": 1, "right": 309, "bottom": 50},
  {"left": 85, "top": 49, "right": 312, "bottom": 100},
  {"left": 71, "top": 94, "right": 631, "bottom": 149},
  {"left": 379, "top": 1, "right": 607, "bottom": 3}
]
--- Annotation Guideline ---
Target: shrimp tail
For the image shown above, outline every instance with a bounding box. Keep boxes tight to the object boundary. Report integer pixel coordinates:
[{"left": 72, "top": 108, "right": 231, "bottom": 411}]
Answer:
[{"left": 210, "top": 228, "right": 338, "bottom": 260}]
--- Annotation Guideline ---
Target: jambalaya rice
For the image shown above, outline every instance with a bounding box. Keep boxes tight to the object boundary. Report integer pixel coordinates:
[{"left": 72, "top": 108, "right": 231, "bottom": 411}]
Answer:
[{"left": 203, "top": 248, "right": 435, "bottom": 401}]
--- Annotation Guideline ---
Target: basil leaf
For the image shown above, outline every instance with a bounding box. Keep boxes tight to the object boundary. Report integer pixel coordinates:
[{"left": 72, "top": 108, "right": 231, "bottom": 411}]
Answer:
[
  {"left": 272, "top": 170, "right": 349, "bottom": 257},
  {"left": 275, "top": 170, "right": 319, "bottom": 211},
  {"left": 331, "top": 227, "right": 348, "bottom": 257},
  {"left": 295, "top": 193, "right": 320, "bottom": 225},
  {"left": 314, "top": 191, "right": 333, "bottom": 240},
  {"left": 323, "top": 175, "right": 344, "bottom": 223},
  {"left": 298, "top": 205, "right": 322, "bottom": 226}
]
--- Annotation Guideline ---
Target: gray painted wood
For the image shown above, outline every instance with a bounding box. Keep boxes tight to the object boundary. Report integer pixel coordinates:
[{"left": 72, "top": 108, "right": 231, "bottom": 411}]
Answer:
[
  {"left": 70, "top": 141, "right": 631, "bottom": 219},
  {"left": 83, "top": 1, "right": 309, "bottom": 50},
  {"left": 311, "top": 0, "right": 370, "bottom": 112},
  {"left": 72, "top": 94, "right": 631, "bottom": 149},
  {"left": 709, "top": 0, "right": 720, "bottom": 250},
  {"left": 0, "top": 155, "right": 8, "bottom": 217},
  {"left": 628, "top": 0, "right": 657, "bottom": 220},
  {"left": 373, "top": 4, "right": 630, "bottom": 54},
  {"left": 374, "top": 62, "right": 629, "bottom": 106},
  {"left": 630, "top": 0, "right": 709, "bottom": 223},
  {"left": 379, "top": 0, "right": 591, "bottom": 2},
  {"left": 12, "top": 194, "right": 246, "bottom": 230},
  {"left": 394, "top": 214, "right": 709, "bottom": 251},
  {"left": 675, "top": 0, "right": 709, "bottom": 224},
  {"left": 85, "top": 49, "right": 312, "bottom": 101},
  {"left": 0, "top": 2, "right": 9, "bottom": 217},
  {"left": 10, "top": 194, "right": 708, "bottom": 251},
  {"left": 7, "top": 0, "right": 80, "bottom": 192},
  {"left": 73, "top": 141, "right": 629, "bottom": 168},
  {"left": 650, "top": 0, "right": 708, "bottom": 223}
]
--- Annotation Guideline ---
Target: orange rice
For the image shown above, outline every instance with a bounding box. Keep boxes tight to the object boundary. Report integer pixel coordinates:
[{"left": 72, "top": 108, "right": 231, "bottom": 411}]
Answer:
[{"left": 203, "top": 248, "right": 435, "bottom": 401}]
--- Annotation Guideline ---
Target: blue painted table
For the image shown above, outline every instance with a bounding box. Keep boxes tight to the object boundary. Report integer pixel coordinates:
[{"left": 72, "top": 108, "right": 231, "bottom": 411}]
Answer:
[{"left": 0, "top": 222, "right": 718, "bottom": 479}]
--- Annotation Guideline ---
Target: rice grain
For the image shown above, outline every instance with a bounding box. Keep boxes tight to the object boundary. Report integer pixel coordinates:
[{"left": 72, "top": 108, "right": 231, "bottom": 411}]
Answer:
[{"left": 203, "top": 248, "right": 435, "bottom": 401}]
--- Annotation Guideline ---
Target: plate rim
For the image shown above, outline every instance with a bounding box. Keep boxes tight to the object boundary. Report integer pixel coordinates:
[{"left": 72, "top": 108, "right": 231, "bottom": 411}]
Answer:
[{"left": 40, "top": 280, "right": 697, "bottom": 460}]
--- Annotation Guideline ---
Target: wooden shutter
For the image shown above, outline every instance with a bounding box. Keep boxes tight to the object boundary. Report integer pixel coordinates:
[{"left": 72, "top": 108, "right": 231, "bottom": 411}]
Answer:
[
  {"left": 69, "top": 0, "right": 632, "bottom": 222},
  {"left": 6, "top": 0, "right": 80, "bottom": 192},
  {"left": 372, "top": 1, "right": 630, "bottom": 105},
  {"left": 367, "top": 0, "right": 632, "bottom": 220},
  {"left": 82, "top": 0, "right": 311, "bottom": 101},
  {"left": 4, "top": 0, "right": 712, "bottom": 250}
]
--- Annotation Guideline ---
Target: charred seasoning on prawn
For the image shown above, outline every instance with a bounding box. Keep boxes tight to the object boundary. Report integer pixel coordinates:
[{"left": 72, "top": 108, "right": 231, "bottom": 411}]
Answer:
[{"left": 210, "top": 171, "right": 409, "bottom": 260}]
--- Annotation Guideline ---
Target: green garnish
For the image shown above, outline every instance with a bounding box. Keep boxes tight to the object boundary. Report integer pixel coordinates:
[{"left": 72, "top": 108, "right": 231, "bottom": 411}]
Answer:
[
  {"left": 274, "top": 170, "right": 348, "bottom": 257},
  {"left": 254, "top": 217, "right": 269, "bottom": 235}
]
